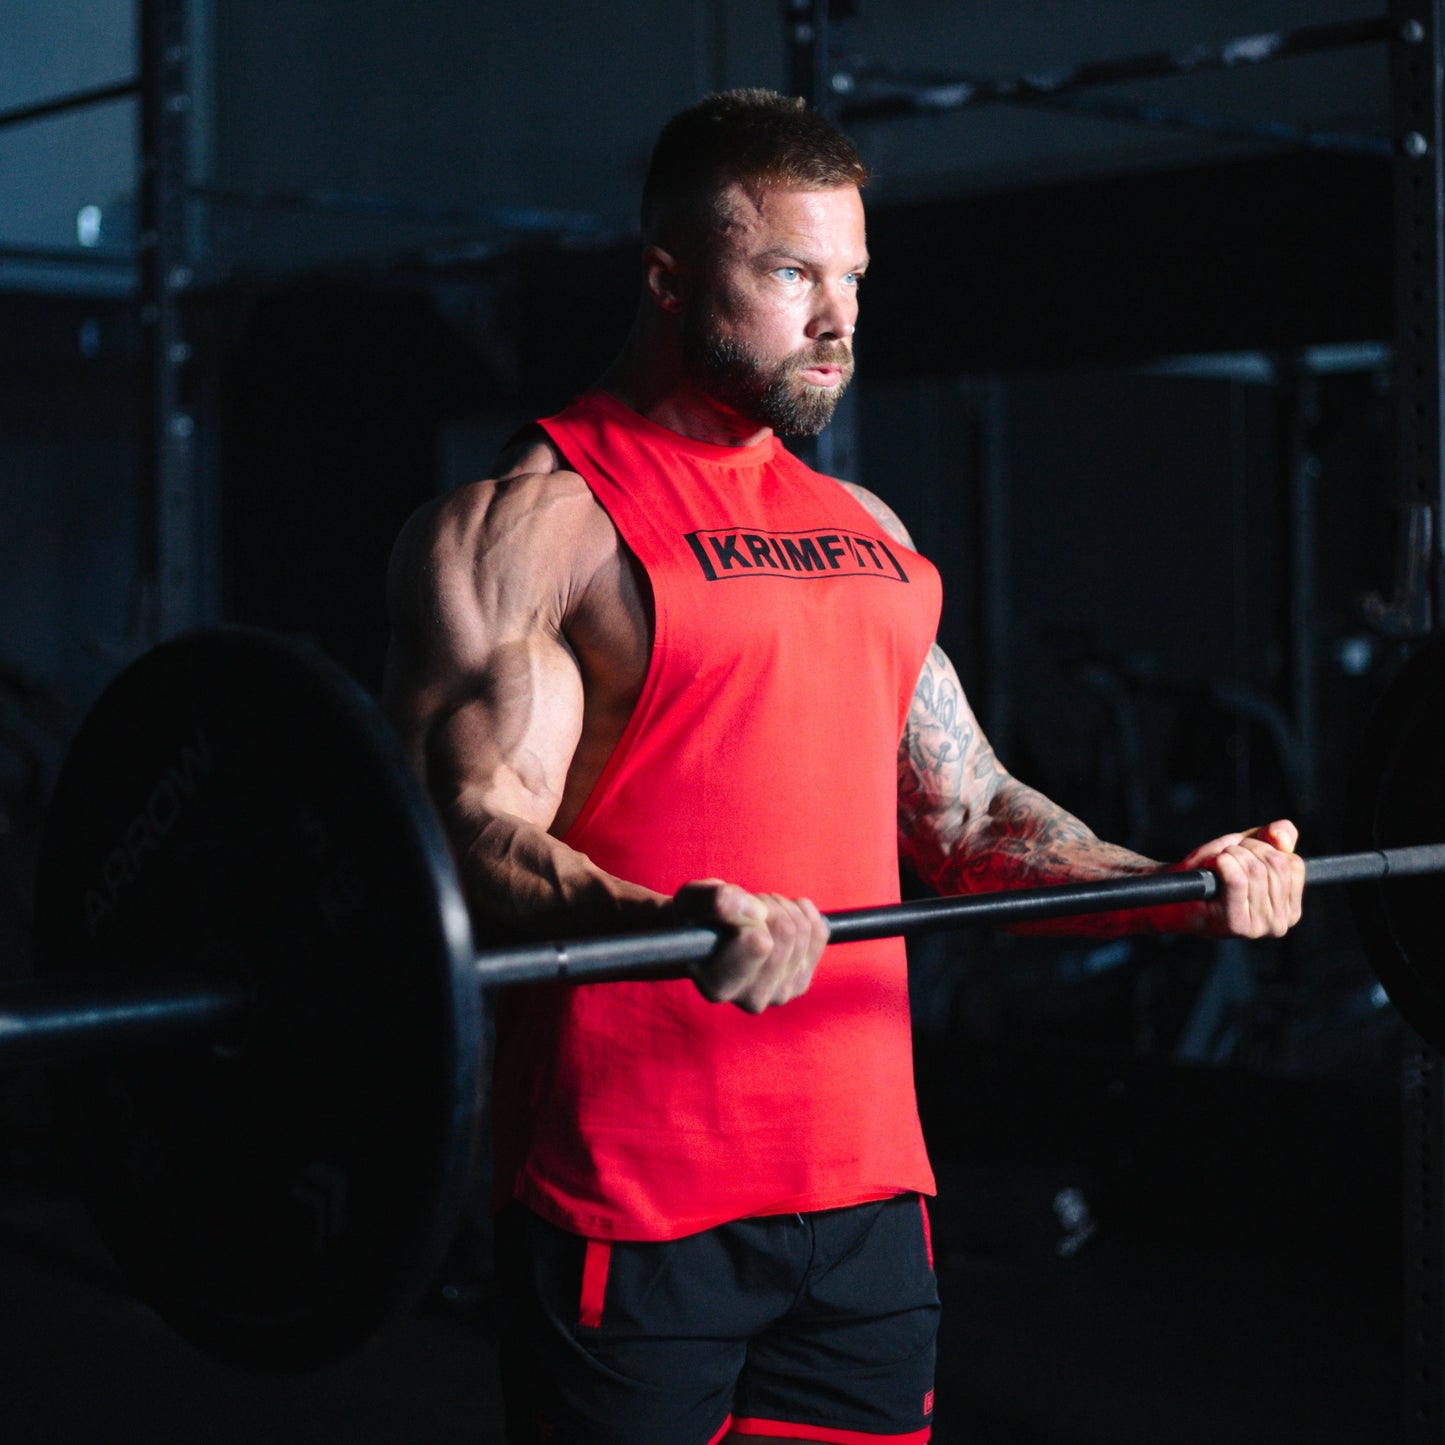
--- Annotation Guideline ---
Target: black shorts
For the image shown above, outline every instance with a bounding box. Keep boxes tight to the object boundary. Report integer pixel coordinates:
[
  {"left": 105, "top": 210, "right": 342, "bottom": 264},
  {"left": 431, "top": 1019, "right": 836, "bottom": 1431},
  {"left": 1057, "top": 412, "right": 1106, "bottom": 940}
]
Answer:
[{"left": 495, "top": 1193, "right": 940, "bottom": 1444}]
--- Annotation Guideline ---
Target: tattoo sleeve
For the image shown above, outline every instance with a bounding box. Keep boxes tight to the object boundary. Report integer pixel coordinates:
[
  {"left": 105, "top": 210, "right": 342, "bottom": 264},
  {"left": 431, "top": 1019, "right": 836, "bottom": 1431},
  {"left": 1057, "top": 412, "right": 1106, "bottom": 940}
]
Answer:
[{"left": 898, "top": 645, "right": 1164, "bottom": 933}]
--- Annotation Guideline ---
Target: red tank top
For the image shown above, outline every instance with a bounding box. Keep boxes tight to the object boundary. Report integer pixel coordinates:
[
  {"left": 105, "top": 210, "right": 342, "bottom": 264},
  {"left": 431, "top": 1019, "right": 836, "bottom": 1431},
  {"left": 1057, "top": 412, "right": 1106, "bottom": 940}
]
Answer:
[{"left": 492, "top": 389, "right": 941, "bottom": 1239}]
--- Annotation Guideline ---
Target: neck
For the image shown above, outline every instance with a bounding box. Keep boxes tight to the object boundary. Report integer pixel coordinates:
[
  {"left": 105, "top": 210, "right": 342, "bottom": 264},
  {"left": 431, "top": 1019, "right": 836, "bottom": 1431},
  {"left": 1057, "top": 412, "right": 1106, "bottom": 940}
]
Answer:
[{"left": 599, "top": 327, "right": 774, "bottom": 449}]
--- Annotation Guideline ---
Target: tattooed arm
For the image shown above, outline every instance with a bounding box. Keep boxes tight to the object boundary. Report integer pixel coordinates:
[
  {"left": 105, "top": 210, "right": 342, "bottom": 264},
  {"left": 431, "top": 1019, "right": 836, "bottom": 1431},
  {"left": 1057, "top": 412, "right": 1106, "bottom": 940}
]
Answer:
[
  {"left": 841, "top": 480, "right": 1306, "bottom": 940},
  {"left": 896, "top": 641, "right": 1306, "bottom": 937},
  {"left": 897, "top": 643, "right": 1168, "bottom": 934}
]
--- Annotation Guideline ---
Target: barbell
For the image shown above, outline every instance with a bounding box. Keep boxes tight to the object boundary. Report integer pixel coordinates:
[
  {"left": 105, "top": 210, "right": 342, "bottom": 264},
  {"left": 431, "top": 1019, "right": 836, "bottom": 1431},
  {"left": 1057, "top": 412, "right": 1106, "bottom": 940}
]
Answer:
[{"left": 6, "top": 626, "right": 1444, "bottom": 1371}]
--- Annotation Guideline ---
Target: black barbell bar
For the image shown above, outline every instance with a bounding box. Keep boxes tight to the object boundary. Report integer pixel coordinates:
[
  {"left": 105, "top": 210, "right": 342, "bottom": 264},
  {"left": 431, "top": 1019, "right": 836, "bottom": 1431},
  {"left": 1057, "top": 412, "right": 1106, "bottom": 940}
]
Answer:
[
  {"left": 468, "top": 841, "right": 1445, "bottom": 984},
  {"left": 0, "top": 969, "right": 249, "bottom": 1066},
  {"left": 7, "top": 842, "right": 1444, "bottom": 1062}
]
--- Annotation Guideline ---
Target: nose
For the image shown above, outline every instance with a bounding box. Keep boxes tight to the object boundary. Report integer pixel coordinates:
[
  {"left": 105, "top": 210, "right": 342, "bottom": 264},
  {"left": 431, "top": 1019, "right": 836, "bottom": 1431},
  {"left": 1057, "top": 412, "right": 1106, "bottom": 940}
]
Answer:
[{"left": 807, "top": 284, "right": 858, "bottom": 343}]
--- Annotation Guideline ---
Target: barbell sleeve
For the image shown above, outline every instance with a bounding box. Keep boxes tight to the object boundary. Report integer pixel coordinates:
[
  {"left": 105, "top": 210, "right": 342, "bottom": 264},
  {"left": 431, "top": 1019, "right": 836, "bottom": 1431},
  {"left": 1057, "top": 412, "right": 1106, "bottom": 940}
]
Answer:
[
  {"left": 471, "top": 842, "right": 1445, "bottom": 989},
  {"left": 0, "top": 971, "right": 250, "bottom": 1066}
]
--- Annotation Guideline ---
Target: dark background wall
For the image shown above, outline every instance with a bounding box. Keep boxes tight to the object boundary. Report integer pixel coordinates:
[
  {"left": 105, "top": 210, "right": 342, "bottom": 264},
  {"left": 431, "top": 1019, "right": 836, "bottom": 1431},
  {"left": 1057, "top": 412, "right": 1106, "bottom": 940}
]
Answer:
[{"left": 0, "top": 4, "right": 1419, "bottom": 1441}]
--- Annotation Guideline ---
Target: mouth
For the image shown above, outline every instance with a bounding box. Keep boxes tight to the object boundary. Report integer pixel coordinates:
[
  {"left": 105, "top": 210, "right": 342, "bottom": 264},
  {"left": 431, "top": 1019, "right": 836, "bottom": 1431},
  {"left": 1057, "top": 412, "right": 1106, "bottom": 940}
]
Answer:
[{"left": 796, "top": 365, "right": 846, "bottom": 388}]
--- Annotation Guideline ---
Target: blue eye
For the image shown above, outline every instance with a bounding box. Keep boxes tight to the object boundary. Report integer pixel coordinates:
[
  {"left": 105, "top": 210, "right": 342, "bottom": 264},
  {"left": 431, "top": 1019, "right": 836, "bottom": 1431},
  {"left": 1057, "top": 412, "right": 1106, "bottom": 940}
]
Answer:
[{"left": 775, "top": 266, "right": 801, "bottom": 282}]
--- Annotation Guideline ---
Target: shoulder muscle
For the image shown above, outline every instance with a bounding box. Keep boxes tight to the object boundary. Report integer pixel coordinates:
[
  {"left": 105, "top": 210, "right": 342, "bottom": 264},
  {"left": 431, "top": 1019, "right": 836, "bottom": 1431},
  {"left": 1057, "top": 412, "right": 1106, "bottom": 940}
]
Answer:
[
  {"left": 840, "top": 481, "right": 915, "bottom": 549},
  {"left": 389, "top": 469, "right": 608, "bottom": 654},
  {"left": 492, "top": 424, "right": 568, "bottom": 481}
]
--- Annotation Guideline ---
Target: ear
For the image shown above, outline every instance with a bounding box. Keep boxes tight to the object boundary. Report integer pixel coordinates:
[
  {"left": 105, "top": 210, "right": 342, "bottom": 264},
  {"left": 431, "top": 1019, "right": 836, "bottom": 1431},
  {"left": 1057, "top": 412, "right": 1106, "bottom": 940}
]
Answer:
[{"left": 643, "top": 244, "right": 686, "bottom": 314}]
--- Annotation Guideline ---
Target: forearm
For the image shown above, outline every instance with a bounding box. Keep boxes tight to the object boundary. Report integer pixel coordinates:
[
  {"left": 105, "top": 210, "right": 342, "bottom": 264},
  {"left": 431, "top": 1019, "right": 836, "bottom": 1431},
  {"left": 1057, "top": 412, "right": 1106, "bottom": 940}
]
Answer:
[
  {"left": 908, "top": 784, "right": 1182, "bottom": 937},
  {"left": 918, "top": 778, "right": 1177, "bottom": 937},
  {"left": 453, "top": 808, "right": 672, "bottom": 941},
  {"left": 954, "top": 777, "right": 1159, "bottom": 889}
]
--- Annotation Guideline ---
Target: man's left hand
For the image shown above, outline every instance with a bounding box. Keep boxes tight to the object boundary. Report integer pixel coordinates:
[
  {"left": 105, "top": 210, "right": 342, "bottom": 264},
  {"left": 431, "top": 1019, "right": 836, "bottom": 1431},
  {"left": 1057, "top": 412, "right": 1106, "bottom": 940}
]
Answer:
[{"left": 1174, "top": 819, "right": 1306, "bottom": 938}]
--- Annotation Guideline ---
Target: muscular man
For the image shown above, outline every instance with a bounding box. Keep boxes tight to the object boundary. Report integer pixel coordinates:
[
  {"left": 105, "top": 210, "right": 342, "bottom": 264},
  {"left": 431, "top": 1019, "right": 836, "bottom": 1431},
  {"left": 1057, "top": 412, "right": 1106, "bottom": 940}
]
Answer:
[{"left": 385, "top": 89, "right": 1304, "bottom": 1445}]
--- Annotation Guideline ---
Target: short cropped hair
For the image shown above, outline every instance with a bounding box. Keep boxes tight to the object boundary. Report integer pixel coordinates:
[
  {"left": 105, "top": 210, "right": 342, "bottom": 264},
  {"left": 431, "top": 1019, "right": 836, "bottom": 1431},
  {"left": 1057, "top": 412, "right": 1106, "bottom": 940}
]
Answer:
[{"left": 641, "top": 89, "right": 868, "bottom": 251}]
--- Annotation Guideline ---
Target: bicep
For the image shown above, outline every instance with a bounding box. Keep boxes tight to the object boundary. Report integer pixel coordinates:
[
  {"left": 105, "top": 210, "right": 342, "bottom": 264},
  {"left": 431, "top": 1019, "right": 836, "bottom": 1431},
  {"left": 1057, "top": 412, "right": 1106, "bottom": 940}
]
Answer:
[
  {"left": 897, "top": 643, "right": 1008, "bottom": 860},
  {"left": 425, "top": 635, "right": 584, "bottom": 834},
  {"left": 384, "top": 503, "right": 585, "bottom": 836}
]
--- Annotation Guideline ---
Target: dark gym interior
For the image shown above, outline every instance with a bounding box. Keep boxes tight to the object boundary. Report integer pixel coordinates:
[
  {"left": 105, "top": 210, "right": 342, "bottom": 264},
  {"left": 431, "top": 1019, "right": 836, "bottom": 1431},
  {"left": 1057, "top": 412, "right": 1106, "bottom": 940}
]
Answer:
[{"left": 0, "top": 2, "right": 1437, "bottom": 1440}]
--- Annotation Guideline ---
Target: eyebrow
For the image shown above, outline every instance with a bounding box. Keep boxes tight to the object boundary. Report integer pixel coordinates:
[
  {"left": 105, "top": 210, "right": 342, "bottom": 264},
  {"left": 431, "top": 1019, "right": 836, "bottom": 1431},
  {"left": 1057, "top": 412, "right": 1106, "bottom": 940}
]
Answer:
[{"left": 755, "top": 246, "right": 871, "bottom": 270}]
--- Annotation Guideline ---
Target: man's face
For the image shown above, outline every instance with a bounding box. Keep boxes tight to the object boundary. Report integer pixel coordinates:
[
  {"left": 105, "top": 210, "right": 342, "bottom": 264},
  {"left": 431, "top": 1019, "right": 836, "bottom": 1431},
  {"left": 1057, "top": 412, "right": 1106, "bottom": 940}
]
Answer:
[{"left": 679, "top": 184, "right": 867, "bottom": 437}]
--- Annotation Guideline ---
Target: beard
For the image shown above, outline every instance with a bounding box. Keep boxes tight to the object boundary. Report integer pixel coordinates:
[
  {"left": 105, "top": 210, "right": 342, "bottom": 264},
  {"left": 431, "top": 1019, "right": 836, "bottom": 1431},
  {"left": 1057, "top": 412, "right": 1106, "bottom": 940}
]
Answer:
[{"left": 682, "top": 309, "right": 854, "bottom": 437}]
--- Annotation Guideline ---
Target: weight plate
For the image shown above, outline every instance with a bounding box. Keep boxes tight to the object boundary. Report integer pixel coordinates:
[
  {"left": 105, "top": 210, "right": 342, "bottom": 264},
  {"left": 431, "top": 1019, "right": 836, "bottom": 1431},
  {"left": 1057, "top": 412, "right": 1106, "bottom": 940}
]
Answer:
[
  {"left": 34, "top": 628, "right": 481, "bottom": 1370},
  {"left": 1348, "top": 634, "right": 1445, "bottom": 1050}
]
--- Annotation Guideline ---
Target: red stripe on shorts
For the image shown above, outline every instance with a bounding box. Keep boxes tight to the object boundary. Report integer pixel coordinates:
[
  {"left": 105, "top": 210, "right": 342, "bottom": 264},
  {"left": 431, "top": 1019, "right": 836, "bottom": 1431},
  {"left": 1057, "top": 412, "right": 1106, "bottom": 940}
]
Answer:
[
  {"left": 578, "top": 1238, "right": 611, "bottom": 1328},
  {"left": 729, "top": 1421, "right": 930, "bottom": 1443},
  {"left": 919, "top": 1195, "right": 934, "bottom": 1270}
]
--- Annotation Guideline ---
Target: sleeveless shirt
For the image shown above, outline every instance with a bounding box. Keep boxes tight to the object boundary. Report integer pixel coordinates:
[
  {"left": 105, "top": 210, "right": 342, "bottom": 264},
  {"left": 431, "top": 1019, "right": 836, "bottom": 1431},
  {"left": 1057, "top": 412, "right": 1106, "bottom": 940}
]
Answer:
[{"left": 491, "top": 389, "right": 942, "bottom": 1240}]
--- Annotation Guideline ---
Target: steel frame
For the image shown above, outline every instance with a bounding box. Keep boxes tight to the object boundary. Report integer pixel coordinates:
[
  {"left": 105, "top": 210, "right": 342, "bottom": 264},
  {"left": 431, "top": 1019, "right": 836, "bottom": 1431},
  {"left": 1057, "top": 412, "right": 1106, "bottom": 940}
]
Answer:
[
  {"left": 1390, "top": 9, "right": 1445, "bottom": 1436},
  {"left": 784, "top": 5, "right": 1443, "bottom": 1439},
  {"left": 137, "top": 0, "right": 205, "bottom": 641}
]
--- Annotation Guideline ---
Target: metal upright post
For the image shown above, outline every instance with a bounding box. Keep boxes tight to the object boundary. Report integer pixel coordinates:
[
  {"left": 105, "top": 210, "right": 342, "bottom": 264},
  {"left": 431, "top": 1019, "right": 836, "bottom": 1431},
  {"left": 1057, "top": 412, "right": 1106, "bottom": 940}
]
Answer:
[
  {"left": 1376, "top": 2, "right": 1445, "bottom": 638},
  {"left": 1390, "top": 4, "right": 1445, "bottom": 1441},
  {"left": 974, "top": 378, "right": 1011, "bottom": 759},
  {"left": 1405, "top": 1045, "right": 1445, "bottom": 1443},
  {"left": 138, "top": 0, "right": 201, "bottom": 641},
  {"left": 781, "top": 0, "right": 860, "bottom": 482},
  {"left": 783, "top": 0, "right": 834, "bottom": 118},
  {"left": 1278, "top": 358, "right": 1321, "bottom": 824}
]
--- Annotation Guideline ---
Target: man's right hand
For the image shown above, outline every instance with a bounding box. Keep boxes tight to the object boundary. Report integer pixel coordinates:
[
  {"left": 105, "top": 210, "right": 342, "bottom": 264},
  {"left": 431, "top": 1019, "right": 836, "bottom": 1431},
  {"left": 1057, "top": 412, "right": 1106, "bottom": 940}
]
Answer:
[{"left": 672, "top": 881, "right": 830, "bottom": 1013}]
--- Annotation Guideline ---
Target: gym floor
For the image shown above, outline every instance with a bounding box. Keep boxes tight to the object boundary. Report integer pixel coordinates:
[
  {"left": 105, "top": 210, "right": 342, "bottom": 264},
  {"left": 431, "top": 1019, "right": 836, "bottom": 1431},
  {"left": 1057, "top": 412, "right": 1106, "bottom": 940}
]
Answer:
[{"left": 0, "top": 1158, "right": 1400, "bottom": 1444}]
